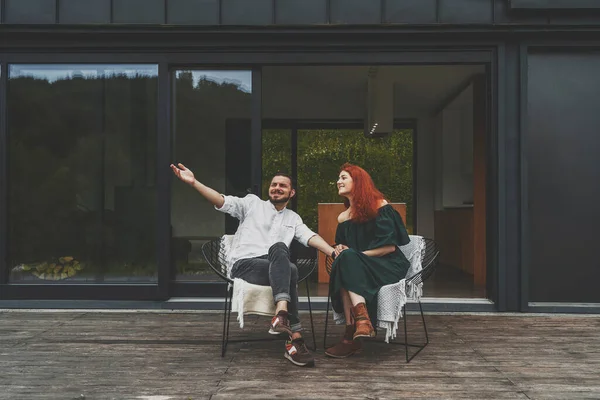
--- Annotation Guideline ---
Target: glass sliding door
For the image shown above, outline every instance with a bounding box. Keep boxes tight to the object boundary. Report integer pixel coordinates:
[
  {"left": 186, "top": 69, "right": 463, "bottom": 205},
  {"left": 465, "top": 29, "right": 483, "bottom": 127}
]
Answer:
[
  {"left": 170, "top": 69, "right": 254, "bottom": 288},
  {"left": 7, "top": 64, "right": 159, "bottom": 283},
  {"left": 296, "top": 127, "right": 414, "bottom": 234}
]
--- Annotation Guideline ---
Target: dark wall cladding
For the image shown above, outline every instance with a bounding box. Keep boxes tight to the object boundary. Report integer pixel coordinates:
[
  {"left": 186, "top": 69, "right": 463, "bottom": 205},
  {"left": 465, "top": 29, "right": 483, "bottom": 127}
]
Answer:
[
  {"left": 167, "top": 0, "right": 219, "bottom": 25},
  {"left": 527, "top": 52, "right": 600, "bottom": 303},
  {"left": 330, "top": 0, "right": 381, "bottom": 24},
  {"left": 510, "top": 0, "right": 600, "bottom": 9},
  {"left": 3, "top": 0, "right": 599, "bottom": 26},
  {"left": 5, "top": 0, "right": 56, "bottom": 24},
  {"left": 438, "top": 0, "right": 493, "bottom": 24},
  {"left": 221, "top": 0, "right": 273, "bottom": 25},
  {"left": 384, "top": 0, "right": 437, "bottom": 24},
  {"left": 59, "top": 0, "right": 111, "bottom": 24},
  {"left": 113, "top": 0, "right": 165, "bottom": 24},
  {"left": 275, "top": 0, "right": 327, "bottom": 25}
]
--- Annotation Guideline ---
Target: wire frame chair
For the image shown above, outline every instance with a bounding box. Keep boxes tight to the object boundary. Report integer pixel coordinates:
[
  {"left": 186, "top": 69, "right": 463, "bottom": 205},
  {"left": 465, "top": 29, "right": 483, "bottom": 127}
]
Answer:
[
  {"left": 324, "top": 237, "right": 440, "bottom": 362},
  {"left": 202, "top": 237, "right": 318, "bottom": 357}
]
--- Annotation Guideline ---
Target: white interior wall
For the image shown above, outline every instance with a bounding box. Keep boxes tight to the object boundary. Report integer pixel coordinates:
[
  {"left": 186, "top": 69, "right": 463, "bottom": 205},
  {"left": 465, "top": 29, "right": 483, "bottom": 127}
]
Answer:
[
  {"left": 438, "top": 83, "right": 474, "bottom": 208},
  {"left": 415, "top": 116, "right": 436, "bottom": 237}
]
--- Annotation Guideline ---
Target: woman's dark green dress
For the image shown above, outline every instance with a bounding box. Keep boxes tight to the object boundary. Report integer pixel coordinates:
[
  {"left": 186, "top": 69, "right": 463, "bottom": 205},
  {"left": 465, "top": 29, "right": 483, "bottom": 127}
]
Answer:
[{"left": 329, "top": 205, "right": 411, "bottom": 325}]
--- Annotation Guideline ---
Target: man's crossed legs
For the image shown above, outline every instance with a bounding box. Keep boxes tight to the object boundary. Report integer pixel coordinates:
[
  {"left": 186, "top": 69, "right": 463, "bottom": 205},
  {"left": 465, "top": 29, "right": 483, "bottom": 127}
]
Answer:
[{"left": 231, "top": 242, "right": 314, "bottom": 367}]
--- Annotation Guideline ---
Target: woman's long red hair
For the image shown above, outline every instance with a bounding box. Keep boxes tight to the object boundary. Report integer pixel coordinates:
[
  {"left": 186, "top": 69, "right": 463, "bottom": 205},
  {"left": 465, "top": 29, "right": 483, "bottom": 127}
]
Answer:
[{"left": 341, "top": 163, "right": 386, "bottom": 223}]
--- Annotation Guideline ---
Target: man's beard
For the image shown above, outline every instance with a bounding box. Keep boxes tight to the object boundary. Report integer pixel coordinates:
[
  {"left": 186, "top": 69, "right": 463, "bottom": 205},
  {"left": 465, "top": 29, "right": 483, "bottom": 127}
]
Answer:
[{"left": 269, "top": 192, "right": 291, "bottom": 204}]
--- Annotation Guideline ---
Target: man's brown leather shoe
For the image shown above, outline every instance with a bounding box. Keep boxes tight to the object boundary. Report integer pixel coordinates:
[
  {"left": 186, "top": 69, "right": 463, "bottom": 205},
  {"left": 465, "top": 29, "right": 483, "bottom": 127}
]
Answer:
[
  {"left": 325, "top": 325, "right": 362, "bottom": 358},
  {"left": 353, "top": 303, "right": 376, "bottom": 340}
]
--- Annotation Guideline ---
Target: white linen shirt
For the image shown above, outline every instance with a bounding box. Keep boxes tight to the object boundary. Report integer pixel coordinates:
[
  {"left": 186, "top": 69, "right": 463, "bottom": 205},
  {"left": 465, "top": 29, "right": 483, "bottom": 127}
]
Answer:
[{"left": 215, "top": 194, "right": 316, "bottom": 266}]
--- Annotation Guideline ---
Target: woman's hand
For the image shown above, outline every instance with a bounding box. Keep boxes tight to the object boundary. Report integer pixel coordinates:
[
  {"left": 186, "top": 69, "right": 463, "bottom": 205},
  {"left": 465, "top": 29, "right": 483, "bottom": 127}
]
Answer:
[
  {"left": 333, "top": 244, "right": 349, "bottom": 258},
  {"left": 362, "top": 244, "right": 396, "bottom": 258}
]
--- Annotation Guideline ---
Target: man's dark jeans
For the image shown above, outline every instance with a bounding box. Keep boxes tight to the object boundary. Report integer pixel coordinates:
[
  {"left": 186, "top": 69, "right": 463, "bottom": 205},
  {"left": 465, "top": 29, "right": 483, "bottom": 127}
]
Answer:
[{"left": 231, "top": 242, "right": 301, "bottom": 332}]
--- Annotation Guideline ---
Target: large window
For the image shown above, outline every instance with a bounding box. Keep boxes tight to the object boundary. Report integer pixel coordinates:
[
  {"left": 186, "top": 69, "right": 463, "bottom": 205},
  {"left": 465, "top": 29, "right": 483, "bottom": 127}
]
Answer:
[
  {"left": 170, "top": 70, "right": 252, "bottom": 282},
  {"left": 8, "top": 64, "right": 158, "bottom": 283}
]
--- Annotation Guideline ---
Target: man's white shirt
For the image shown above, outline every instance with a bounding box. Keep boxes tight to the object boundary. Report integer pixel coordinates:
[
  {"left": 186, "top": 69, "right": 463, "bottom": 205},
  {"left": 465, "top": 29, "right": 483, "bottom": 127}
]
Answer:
[{"left": 215, "top": 194, "right": 316, "bottom": 265}]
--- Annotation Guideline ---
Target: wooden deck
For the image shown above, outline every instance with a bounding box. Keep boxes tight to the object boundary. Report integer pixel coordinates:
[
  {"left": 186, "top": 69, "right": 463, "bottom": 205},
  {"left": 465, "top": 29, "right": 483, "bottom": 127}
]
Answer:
[{"left": 1, "top": 310, "right": 599, "bottom": 399}]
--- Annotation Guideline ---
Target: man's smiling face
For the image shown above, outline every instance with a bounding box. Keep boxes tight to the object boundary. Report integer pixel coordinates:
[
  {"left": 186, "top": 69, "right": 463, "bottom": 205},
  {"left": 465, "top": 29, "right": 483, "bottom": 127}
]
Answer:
[{"left": 268, "top": 175, "right": 295, "bottom": 205}]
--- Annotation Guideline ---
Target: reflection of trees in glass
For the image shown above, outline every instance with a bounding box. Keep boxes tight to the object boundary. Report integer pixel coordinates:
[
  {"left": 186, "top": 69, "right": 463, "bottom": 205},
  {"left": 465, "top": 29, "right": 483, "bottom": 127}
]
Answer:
[
  {"left": 298, "top": 129, "right": 413, "bottom": 232},
  {"left": 261, "top": 128, "right": 413, "bottom": 233},
  {"left": 8, "top": 71, "right": 158, "bottom": 281},
  {"left": 174, "top": 72, "right": 251, "bottom": 169},
  {"left": 261, "top": 130, "right": 292, "bottom": 198},
  {"left": 172, "top": 71, "right": 252, "bottom": 279}
]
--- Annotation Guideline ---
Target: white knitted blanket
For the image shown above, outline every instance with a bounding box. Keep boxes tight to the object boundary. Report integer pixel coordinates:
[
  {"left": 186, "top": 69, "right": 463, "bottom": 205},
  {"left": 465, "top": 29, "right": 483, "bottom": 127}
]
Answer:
[
  {"left": 220, "top": 235, "right": 275, "bottom": 329},
  {"left": 333, "top": 235, "right": 426, "bottom": 343},
  {"left": 231, "top": 278, "right": 275, "bottom": 328}
]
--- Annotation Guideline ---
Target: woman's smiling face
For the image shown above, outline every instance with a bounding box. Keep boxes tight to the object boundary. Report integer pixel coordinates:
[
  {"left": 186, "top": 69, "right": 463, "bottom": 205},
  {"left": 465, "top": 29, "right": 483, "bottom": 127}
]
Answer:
[{"left": 337, "top": 170, "right": 353, "bottom": 197}]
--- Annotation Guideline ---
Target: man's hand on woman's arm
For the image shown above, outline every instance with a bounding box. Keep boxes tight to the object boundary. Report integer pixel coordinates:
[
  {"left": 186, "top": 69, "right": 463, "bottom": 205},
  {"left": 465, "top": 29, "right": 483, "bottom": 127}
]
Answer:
[{"left": 307, "top": 235, "right": 336, "bottom": 258}]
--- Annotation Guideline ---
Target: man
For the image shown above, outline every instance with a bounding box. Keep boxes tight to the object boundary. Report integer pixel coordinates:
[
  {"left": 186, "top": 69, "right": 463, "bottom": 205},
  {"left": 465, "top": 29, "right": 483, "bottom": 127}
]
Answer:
[{"left": 170, "top": 163, "right": 335, "bottom": 367}]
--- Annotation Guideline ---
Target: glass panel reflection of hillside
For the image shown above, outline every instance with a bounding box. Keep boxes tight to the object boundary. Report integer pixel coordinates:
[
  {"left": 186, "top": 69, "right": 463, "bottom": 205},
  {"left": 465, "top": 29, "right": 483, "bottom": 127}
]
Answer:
[
  {"left": 8, "top": 64, "right": 159, "bottom": 283},
  {"left": 171, "top": 70, "right": 252, "bottom": 282}
]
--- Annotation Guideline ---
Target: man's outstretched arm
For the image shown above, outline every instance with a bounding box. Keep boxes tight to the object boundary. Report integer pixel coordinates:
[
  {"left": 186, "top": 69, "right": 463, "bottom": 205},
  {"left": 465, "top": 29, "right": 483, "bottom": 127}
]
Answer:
[{"left": 170, "top": 163, "right": 224, "bottom": 208}]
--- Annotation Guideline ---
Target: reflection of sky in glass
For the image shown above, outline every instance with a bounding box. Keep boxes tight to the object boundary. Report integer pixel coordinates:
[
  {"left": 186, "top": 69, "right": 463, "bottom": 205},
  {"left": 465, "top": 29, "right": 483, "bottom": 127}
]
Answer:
[
  {"left": 177, "top": 70, "right": 252, "bottom": 93},
  {"left": 9, "top": 64, "right": 158, "bottom": 82}
]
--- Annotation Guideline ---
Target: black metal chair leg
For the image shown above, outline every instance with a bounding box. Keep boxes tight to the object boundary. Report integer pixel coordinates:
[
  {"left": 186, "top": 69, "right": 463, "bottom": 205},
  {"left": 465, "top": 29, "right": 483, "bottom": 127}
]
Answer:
[
  {"left": 305, "top": 280, "right": 317, "bottom": 351},
  {"left": 403, "top": 306, "right": 410, "bottom": 363},
  {"left": 419, "top": 301, "right": 429, "bottom": 344},
  {"left": 324, "top": 286, "right": 331, "bottom": 349},
  {"left": 223, "top": 287, "right": 233, "bottom": 357},
  {"left": 221, "top": 286, "right": 230, "bottom": 357}
]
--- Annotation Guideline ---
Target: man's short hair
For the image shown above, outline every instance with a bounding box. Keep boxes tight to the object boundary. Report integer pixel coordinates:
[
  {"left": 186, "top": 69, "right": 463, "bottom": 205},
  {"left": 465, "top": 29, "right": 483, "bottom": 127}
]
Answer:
[{"left": 272, "top": 172, "right": 295, "bottom": 189}]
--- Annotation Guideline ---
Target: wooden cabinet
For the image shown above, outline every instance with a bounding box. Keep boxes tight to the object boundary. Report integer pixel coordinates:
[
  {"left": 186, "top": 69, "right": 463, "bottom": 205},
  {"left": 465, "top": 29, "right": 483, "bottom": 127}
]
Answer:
[
  {"left": 317, "top": 203, "right": 406, "bottom": 283},
  {"left": 434, "top": 208, "right": 474, "bottom": 275},
  {"left": 434, "top": 206, "right": 486, "bottom": 288}
]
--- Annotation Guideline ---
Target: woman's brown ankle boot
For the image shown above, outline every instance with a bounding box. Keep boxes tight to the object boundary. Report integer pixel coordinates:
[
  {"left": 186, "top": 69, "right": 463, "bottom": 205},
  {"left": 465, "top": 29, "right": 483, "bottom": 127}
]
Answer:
[
  {"left": 324, "top": 325, "right": 362, "bottom": 358},
  {"left": 353, "top": 303, "right": 376, "bottom": 340}
]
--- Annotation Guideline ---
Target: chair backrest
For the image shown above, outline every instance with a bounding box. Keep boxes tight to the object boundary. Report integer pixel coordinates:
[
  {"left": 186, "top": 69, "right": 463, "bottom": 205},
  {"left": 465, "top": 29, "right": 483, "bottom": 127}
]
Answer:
[
  {"left": 290, "top": 240, "right": 318, "bottom": 283},
  {"left": 201, "top": 236, "right": 232, "bottom": 283},
  {"left": 399, "top": 235, "right": 425, "bottom": 279},
  {"left": 405, "top": 237, "right": 440, "bottom": 286},
  {"left": 201, "top": 235, "right": 318, "bottom": 284}
]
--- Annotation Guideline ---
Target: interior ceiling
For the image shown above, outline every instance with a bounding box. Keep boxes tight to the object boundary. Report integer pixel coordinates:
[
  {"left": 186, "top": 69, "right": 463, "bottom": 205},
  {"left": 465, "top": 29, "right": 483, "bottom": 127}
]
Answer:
[{"left": 262, "top": 65, "right": 485, "bottom": 118}]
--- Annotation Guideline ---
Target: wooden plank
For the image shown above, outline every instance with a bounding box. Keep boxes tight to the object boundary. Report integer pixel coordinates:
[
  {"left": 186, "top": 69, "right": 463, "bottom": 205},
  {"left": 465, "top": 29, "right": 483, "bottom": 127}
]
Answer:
[{"left": 1, "top": 311, "right": 600, "bottom": 399}]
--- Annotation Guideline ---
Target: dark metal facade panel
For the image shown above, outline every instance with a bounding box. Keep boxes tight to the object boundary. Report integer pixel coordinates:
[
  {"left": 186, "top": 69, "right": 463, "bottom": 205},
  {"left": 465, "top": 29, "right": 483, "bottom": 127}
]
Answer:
[
  {"left": 510, "top": 0, "right": 600, "bottom": 9},
  {"left": 384, "top": 0, "right": 437, "bottom": 24},
  {"left": 330, "top": 0, "right": 382, "bottom": 24},
  {"left": 547, "top": 14, "right": 600, "bottom": 25},
  {"left": 59, "top": 0, "right": 111, "bottom": 24},
  {"left": 501, "top": 43, "right": 523, "bottom": 312},
  {"left": 526, "top": 51, "right": 600, "bottom": 303},
  {"left": 0, "top": 64, "right": 6, "bottom": 286},
  {"left": 275, "top": 0, "right": 327, "bottom": 25},
  {"left": 221, "top": 0, "right": 273, "bottom": 25},
  {"left": 494, "top": 0, "right": 548, "bottom": 24},
  {"left": 5, "top": 0, "right": 56, "bottom": 24},
  {"left": 439, "top": 0, "right": 493, "bottom": 24},
  {"left": 167, "top": 0, "right": 218, "bottom": 25},
  {"left": 113, "top": 0, "right": 166, "bottom": 24}
]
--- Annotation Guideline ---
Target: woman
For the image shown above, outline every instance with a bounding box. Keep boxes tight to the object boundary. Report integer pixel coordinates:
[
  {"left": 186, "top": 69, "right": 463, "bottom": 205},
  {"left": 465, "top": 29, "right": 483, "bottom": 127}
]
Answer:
[{"left": 325, "top": 163, "right": 410, "bottom": 359}]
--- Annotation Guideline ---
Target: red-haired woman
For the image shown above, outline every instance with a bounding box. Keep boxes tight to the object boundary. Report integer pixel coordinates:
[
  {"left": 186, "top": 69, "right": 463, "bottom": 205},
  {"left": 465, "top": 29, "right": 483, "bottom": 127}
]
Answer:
[{"left": 325, "top": 163, "right": 411, "bottom": 358}]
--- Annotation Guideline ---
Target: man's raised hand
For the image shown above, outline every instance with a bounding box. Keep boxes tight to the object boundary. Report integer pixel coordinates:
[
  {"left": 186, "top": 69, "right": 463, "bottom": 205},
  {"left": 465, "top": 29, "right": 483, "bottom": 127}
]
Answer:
[{"left": 170, "top": 163, "right": 196, "bottom": 185}]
